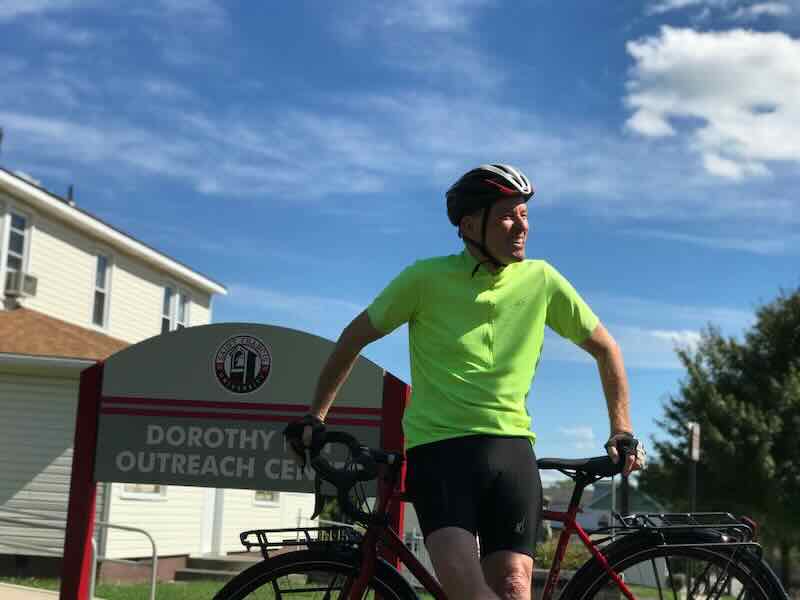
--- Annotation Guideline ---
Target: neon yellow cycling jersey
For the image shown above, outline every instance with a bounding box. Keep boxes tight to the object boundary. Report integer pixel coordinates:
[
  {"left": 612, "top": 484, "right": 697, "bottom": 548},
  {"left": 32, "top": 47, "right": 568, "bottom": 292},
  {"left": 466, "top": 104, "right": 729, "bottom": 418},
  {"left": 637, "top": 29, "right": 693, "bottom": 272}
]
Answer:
[{"left": 367, "top": 250, "right": 598, "bottom": 449}]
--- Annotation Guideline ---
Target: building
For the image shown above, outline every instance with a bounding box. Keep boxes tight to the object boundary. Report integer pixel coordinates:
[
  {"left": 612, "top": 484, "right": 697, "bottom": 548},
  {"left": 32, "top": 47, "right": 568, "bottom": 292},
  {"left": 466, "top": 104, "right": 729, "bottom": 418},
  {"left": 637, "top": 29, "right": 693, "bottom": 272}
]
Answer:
[{"left": 0, "top": 167, "right": 315, "bottom": 579}]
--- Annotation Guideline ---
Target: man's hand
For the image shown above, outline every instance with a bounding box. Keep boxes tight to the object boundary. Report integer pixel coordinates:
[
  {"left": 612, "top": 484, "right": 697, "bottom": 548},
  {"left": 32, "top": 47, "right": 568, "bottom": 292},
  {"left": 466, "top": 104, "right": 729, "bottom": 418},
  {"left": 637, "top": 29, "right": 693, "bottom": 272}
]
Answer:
[
  {"left": 605, "top": 432, "right": 646, "bottom": 476},
  {"left": 283, "top": 414, "right": 326, "bottom": 469}
]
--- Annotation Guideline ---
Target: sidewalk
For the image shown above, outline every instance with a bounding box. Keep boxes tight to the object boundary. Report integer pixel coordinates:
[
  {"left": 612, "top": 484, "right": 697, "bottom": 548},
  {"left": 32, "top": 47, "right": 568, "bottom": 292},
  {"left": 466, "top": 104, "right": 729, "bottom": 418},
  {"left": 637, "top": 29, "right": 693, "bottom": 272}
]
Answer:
[
  {"left": 0, "top": 582, "right": 58, "bottom": 599},
  {"left": 0, "top": 582, "right": 105, "bottom": 599}
]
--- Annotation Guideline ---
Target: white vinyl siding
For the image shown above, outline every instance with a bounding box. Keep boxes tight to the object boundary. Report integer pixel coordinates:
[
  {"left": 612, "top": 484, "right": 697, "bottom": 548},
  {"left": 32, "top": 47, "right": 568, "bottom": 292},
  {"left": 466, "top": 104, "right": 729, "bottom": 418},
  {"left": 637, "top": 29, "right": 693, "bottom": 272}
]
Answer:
[
  {"left": 17, "top": 210, "right": 212, "bottom": 343},
  {"left": 220, "top": 490, "right": 316, "bottom": 553},
  {"left": 103, "top": 484, "right": 207, "bottom": 559},
  {"left": 0, "top": 371, "right": 107, "bottom": 556}
]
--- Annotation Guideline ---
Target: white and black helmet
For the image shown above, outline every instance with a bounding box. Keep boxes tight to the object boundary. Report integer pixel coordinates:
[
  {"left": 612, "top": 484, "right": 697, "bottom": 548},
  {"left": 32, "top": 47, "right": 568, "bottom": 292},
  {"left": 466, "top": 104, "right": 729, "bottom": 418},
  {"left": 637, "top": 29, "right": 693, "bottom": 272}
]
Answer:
[
  {"left": 446, "top": 164, "right": 534, "bottom": 226},
  {"left": 446, "top": 164, "right": 535, "bottom": 274}
]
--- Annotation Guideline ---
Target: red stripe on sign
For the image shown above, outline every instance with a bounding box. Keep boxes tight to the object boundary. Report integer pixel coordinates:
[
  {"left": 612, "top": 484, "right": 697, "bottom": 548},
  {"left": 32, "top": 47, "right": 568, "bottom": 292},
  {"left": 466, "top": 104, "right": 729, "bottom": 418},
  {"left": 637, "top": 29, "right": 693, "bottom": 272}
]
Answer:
[
  {"left": 99, "top": 407, "right": 380, "bottom": 428},
  {"left": 100, "top": 396, "right": 382, "bottom": 415}
]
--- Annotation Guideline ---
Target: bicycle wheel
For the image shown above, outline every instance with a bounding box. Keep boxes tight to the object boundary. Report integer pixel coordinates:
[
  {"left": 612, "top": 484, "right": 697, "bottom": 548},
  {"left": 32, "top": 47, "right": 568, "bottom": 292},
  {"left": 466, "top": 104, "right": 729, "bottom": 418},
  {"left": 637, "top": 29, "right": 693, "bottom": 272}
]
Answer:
[
  {"left": 212, "top": 548, "right": 418, "bottom": 600},
  {"left": 561, "top": 532, "right": 788, "bottom": 600}
]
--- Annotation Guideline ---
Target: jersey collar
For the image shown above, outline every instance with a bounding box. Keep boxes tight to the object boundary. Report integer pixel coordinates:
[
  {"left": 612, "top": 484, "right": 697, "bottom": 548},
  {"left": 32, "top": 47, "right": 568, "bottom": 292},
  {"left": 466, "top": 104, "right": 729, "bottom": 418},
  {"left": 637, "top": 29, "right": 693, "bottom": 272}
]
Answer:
[{"left": 461, "top": 249, "right": 506, "bottom": 278}]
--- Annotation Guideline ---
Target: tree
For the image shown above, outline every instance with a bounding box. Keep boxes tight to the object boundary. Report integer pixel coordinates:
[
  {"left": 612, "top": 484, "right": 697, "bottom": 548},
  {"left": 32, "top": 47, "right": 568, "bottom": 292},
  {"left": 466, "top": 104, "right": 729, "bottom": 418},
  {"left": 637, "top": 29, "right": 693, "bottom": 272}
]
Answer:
[{"left": 639, "top": 288, "right": 800, "bottom": 588}]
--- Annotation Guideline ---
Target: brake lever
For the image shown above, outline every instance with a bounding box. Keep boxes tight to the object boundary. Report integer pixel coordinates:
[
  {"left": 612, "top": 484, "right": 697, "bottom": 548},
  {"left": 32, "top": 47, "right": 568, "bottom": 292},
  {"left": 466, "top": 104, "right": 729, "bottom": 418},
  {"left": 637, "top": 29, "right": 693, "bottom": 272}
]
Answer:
[{"left": 310, "top": 472, "right": 325, "bottom": 520}]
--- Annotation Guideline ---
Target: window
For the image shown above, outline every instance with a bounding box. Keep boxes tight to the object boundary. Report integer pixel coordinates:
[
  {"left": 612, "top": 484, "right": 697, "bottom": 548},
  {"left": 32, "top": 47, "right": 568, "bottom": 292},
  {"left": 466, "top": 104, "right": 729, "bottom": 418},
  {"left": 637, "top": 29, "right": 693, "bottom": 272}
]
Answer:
[
  {"left": 254, "top": 490, "right": 280, "bottom": 504},
  {"left": 121, "top": 483, "right": 167, "bottom": 500},
  {"left": 161, "top": 287, "right": 174, "bottom": 333},
  {"left": 6, "top": 212, "right": 27, "bottom": 272},
  {"left": 93, "top": 254, "right": 110, "bottom": 327},
  {"left": 177, "top": 291, "right": 190, "bottom": 329},
  {"left": 162, "top": 285, "right": 191, "bottom": 333}
]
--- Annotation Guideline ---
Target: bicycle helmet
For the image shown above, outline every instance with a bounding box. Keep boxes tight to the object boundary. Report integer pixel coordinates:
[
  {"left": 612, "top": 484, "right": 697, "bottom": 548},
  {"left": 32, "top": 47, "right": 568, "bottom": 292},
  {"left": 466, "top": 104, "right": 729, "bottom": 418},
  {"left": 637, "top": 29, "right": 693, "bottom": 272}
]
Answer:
[{"left": 446, "top": 164, "right": 534, "bottom": 274}]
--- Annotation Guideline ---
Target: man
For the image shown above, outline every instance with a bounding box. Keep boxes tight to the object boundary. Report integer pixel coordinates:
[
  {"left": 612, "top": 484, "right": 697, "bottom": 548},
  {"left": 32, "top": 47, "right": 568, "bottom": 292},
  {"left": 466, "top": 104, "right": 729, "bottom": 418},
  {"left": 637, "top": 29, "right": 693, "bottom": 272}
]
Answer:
[{"left": 286, "top": 164, "right": 645, "bottom": 600}]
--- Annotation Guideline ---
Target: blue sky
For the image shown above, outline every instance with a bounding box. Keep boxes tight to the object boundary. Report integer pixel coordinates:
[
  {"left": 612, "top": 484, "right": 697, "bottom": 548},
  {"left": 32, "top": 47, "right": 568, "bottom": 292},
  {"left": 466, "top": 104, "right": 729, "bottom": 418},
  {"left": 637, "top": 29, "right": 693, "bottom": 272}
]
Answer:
[{"left": 1, "top": 0, "right": 799, "bottom": 484}]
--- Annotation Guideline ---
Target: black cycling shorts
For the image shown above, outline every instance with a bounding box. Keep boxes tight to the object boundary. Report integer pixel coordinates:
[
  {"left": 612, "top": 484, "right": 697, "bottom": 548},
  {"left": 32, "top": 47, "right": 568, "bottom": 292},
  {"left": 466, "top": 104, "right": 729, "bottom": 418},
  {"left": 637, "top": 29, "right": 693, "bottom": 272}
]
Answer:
[{"left": 404, "top": 434, "right": 543, "bottom": 559}]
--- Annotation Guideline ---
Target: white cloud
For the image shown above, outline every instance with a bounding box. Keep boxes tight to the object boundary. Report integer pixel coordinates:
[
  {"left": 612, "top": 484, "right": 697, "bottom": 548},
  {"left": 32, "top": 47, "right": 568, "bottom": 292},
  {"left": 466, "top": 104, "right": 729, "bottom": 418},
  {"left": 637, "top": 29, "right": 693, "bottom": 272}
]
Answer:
[
  {"left": 648, "top": 0, "right": 717, "bottom": 13},
  {"left": 646, "top": 0, "right": 793, "bottom": 18},
  {"left": 650, "top": 329, "right": 702, "bottom": 349},
  {"left": 0, "top": 0, "right": 84, "bottom": 22},
  {"left": 558, "top": 426, "right": 597, "bottom": 451},
  {"left": 225, "top": 285, "right": 362, "bottom": 317},
  {"left": 331, "top": 1, "right": 503, "bottom": 91},
  {"left": 220, "top": 285, "right": 364, "bottom": 343},
  {"left": 623, "top": 228, "right": 800, "bottom": 255},
  {"left": 544, "top": 326, "right": 704, "bottom": 369},
  {"left": 729, "top": 2, "right": 792, "bottom": 19},
  {"left": 336, "top": 0, "right": 493, "bottom": 37},
  {"left": 540, "top": 293, "right": 754, "bottom": 369},
  {"left": 29, "top": 20, "right": 95, "bottom": 46},
  {"left": 626, "top": 27, "right": 800, "bottom": 179}
]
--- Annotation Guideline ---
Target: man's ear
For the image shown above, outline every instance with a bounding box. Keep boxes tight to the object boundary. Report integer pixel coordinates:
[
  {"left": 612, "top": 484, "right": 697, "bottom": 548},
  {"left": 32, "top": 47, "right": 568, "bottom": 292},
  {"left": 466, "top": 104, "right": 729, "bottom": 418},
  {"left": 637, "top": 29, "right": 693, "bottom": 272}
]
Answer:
[{"left": 460, "top": 210, "right": 481, "bottom": 238}]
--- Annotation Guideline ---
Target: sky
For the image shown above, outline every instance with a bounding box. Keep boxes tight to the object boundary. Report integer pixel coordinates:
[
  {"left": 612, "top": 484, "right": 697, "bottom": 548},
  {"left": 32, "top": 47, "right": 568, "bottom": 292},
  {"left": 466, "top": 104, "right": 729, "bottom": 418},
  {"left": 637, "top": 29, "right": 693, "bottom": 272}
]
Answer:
[{"left": 1, "top": 0, "right": 798, "bottom": 485}]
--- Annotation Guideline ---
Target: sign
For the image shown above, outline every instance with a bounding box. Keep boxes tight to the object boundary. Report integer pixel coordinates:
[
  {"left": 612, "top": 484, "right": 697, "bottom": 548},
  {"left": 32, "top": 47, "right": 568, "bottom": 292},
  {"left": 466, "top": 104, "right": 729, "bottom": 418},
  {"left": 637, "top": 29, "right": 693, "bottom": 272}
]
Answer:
[
  {"left": 94, "top": 324, "right": 385, "bottom": 492},
  {"left": 688, "top": 421, "right": 701, "bottom": 462},
  {"left": 62, "top": 322, "right": 410, "bottom": 600}
]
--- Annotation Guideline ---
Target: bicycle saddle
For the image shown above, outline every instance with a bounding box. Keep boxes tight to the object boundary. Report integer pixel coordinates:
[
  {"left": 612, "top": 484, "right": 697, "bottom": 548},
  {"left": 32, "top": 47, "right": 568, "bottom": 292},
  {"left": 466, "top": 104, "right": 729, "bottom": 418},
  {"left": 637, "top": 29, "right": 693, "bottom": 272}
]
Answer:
[{"left": 536, "top": 455, "right": 621, "bottom": 478}]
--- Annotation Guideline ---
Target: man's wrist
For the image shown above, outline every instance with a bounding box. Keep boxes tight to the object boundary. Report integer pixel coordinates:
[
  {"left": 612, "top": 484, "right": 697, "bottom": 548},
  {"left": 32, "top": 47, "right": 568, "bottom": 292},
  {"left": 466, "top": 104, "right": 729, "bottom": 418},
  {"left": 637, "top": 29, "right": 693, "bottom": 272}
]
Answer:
[{"left": 305, "top": 412, "right": 325, "bottom": 425}]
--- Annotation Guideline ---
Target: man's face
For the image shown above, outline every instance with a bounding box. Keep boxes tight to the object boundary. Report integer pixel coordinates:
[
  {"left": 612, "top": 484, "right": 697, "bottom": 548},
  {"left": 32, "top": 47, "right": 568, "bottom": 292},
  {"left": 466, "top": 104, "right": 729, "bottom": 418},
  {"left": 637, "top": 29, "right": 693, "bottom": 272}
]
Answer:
[{"left": 462, "top": 196, "right": 529, "bottom": 264}]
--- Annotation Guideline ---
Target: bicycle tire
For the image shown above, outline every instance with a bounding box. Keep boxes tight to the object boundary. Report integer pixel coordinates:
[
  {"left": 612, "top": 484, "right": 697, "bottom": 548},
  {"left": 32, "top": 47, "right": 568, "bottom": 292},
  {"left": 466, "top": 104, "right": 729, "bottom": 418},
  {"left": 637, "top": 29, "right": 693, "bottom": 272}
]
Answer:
[
  {"left": 560, "top": 530, "right": 788, "bottom": 599},
  {"left": 212, "top": 548, "right": 419, "bottom": 600}
]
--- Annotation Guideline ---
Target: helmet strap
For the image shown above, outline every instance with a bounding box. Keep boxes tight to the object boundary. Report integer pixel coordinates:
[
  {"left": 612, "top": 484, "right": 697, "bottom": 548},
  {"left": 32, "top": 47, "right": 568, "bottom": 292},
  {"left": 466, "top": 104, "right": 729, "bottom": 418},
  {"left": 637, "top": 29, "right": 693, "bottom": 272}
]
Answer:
[{"left": 462, "top": 206, "right": 505, "bottom": 277}]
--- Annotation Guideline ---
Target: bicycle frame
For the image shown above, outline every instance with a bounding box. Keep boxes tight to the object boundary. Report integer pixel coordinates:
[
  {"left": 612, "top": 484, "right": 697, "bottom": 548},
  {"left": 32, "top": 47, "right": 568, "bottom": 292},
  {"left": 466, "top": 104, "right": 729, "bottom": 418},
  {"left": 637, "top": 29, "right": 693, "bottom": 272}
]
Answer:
[
  {"left": 347, "top": 469, "right": 636, "bottom": 600},
  {"left": 541, "top": 505, "right": 635, "bottom": 600}
]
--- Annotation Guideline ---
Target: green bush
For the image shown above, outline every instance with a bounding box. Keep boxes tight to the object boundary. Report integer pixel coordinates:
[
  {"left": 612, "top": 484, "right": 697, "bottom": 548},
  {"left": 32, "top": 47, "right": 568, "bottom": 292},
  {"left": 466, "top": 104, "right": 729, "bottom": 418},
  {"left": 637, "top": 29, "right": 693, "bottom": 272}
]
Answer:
[{"left": 535, "top": 537, "right": 592, "bottom": 571}]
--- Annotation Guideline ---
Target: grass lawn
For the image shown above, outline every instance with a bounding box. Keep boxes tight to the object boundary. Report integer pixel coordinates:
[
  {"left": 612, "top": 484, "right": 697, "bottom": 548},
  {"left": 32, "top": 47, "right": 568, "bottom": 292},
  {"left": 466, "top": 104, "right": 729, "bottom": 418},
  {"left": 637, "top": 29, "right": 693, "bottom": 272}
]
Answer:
[{"left": 1, "top": 577, "right": 226, "bottom": 600}]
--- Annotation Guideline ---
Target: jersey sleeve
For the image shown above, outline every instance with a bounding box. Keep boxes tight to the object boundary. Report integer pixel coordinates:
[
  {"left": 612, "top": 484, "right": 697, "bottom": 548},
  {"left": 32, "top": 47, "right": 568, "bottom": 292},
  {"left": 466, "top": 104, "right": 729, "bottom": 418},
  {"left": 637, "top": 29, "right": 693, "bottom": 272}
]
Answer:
[
  {"left": 544, "top": 263, "right": 599, "bottom": 344},
  {"left": 366, "top": 263, "right": 422, "bottom": 334}
]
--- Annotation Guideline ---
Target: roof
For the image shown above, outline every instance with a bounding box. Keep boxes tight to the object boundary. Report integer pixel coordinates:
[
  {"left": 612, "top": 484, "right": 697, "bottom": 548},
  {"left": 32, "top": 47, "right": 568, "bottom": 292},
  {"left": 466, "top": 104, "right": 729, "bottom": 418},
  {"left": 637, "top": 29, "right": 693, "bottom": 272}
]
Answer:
[
  {"left": 588, "top": 482, "right": 665, "bottom": 512},
  {"left": 0, "top": 167, "right": 226, "bottom": 296},
  {"left": 0, "top": 308, "right": 129, "bottom": 361}
]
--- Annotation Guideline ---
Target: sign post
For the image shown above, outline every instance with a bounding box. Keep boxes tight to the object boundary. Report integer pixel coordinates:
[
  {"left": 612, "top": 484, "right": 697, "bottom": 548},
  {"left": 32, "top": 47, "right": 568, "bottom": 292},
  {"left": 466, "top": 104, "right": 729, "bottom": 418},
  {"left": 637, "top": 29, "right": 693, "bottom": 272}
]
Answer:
[
  {"left": 687, "top": 421, "right": 700, "bottom": 512},
  {"left": 60, "top": 323, "right": 410, "bottom": 600}
]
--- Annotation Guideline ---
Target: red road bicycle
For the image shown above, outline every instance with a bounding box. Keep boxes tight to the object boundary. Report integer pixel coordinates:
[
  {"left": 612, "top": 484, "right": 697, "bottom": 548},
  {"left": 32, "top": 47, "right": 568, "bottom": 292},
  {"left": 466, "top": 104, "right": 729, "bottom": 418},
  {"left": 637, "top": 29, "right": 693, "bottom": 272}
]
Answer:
[{"left": 213, "top": 431, "right": 788, "bottom": 600}]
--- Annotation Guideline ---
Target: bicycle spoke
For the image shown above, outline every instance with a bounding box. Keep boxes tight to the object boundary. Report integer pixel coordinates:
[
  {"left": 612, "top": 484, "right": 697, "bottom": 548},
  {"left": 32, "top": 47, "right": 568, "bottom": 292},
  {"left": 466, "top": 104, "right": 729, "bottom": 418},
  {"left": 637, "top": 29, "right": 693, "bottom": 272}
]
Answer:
[
  {"left": 707, "top": 563, "right": 733, "bottom": 600},
  {"left": 664, "top": 555, "right": 679, "bottom": 600},
  {"left": 271, "top": 577, "right": 281, "bottom": 600},
  {"left": 651, "top": 558, "right": 665, "bottom": 600},
  {"left": 688, "top": 558, "right": 716, "bottom": 599}
]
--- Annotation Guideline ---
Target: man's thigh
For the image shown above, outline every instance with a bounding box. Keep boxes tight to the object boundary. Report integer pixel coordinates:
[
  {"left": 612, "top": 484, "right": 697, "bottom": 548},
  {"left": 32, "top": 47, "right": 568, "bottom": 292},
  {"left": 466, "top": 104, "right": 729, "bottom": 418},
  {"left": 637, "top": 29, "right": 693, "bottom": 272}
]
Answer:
[
  {"left": 405, "top": 436, "right": 484, "bottom": 537},
  {"left": 405, "top": 435, "right": 542, "bottom": 554},
  {"left": 477, "top": 437, "right": 542, "bottom": 558}
]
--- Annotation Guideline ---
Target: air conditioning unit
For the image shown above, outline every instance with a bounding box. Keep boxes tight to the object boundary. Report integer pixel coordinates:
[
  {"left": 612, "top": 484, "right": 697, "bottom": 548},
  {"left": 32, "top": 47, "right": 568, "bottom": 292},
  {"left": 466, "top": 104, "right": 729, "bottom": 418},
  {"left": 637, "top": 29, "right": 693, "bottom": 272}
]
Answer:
[{"left": 4, "top": 270, "right": 38, "bottom": 297}]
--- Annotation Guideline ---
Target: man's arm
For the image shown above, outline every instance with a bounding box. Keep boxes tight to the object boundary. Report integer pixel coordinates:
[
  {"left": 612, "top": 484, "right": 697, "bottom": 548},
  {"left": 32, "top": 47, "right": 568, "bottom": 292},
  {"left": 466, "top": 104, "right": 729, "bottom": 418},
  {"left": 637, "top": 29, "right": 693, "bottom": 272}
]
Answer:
[
  {"left": 579, "top": 322, "right": 641, "bottom": 475},
  {"left": 578, "top": 321, "right": 631, "bottom": 434},
  {"left": 309, "top": 310, "right": 386, "bottom": 421}
]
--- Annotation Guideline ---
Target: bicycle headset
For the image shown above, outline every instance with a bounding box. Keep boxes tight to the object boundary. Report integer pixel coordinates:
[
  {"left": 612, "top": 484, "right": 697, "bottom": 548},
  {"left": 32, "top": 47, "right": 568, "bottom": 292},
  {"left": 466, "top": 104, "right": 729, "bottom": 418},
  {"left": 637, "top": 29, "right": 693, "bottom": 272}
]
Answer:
[{"left": 446, "top": 163, "right": 535, "bottom": 276}]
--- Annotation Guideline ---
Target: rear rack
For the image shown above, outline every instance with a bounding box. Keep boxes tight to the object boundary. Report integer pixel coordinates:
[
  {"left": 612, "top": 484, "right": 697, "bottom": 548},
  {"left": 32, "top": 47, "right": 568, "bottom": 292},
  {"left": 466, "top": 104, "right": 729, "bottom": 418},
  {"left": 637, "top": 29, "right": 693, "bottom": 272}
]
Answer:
[
  {"left": 616, "top": 512, "right": 752, "bottom": 536},
  {"left": 240, "top": 526, "right": 363, "bottom": 559},
  {"left": 590, "top": 512, "right": 760, "bottom": 554}
]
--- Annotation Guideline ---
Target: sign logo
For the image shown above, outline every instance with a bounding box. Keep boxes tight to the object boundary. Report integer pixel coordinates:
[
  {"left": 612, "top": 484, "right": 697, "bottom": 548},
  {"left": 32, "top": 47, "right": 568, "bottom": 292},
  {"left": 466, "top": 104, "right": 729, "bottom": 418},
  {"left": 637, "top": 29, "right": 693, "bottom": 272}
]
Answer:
[{"left": 214, "top": 335, "right": 272, "bottom": 394}]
